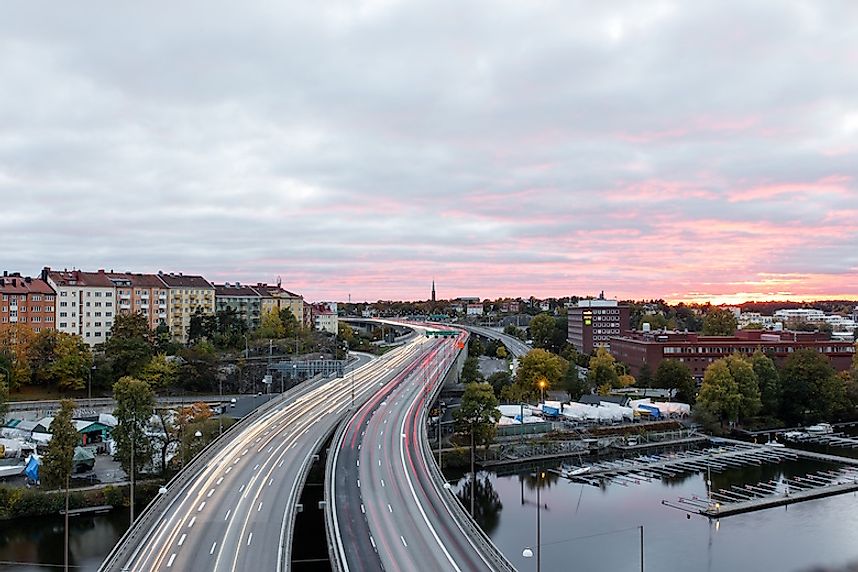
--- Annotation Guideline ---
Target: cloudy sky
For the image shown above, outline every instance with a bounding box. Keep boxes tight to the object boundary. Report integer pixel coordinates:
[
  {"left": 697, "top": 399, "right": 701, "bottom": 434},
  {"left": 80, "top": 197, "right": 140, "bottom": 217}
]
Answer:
[{"left": 2, "top": 1, "right": 857, "bottom": 303}]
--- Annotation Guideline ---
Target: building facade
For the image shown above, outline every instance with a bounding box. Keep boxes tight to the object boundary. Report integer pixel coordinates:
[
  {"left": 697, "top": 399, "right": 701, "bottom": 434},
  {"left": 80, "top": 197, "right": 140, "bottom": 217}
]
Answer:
[
  {"left": 567, "top": 298, "right": 630, "bottom": 354},
  {"left": 42, "top": 268, "right": 116, "bottom": 345},
  {"left": 157, "top": 272, "right": 215, "bottom": 344},
  {"left": 611, "top": 329, "right": 856, "bottom": 381},
  {"left": 255, "top": 283, "right": 304, "bottom": 326},
  {"left": 311, "top": 302, "right": 338, "bottom": 335},
  {"left": 105, "top": 272, "right": 169, "bottom": 330},
  {"left": 214, "top": 283, "right": 263, "bottom": 330},
  {"left": 0, "top": 272, "right": 56, "bottom": 334}
]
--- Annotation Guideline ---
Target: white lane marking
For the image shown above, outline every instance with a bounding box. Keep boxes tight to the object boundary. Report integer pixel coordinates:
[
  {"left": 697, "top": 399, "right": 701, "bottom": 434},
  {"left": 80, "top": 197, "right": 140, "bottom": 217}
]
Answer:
[
  {"left": 247, "top": 532, "right": 253, "bottom": 546},
  {"left": 361, "top": 504, "right": 365, "bottom": 514},
  {"left": 207, "top": 489, "right": 215, "bottom": 498},
  {"left": 239, "top": 485, "right": 245, "bottom": 493},
  {"left": 401, "top": 536, "right": 408, "bottom": 547},
  {"left": 381, "top": 479, "right": 385, "bottom": 488},
  {"left": 167, "top": 553, "right": 176, "bottom": 567},
  {"left": 210, "top": 542, "right": 217, "bottom": 555},
  {"left": 216, "top": 477, "right": 224, "bottom": 485},
  {"left": 224, "top": 509, "right": 231, "bottom": 521},
  {"left": 370, "top": 536, "right": 377, "bottom": 549},
  {"left": 188, "top": 516, "right": 197, "bottom": 528},
  {"left": 233, "top": 458, "right": 239, "bottom": 465},
  {"left": 357, "top": 479, "right": 360, "bottom": 488},
  {"left": 257, "top": 501, "right": 263, "bottom": 512},
  {"left": 388, "top": 504, "right": 393, "bottom": 513},
  {"left": 253, "top": 463, "right": 260, "bottom": 471},
  {"left": 279, "top": 459, "right": 285, "bottom": 468},
  {"left": 226, "top": 466, "right": 233, "bottom": 474},
  {"left": 242, "top": 449, "right": 248, "bottom": 456},
  {"left": 178, "top": 533, "right": 187, "bottom": 546},
  {"left": 356, "top": 460, "right": 360, "bottom": 467},
  {"left": 380, "top": 431, "right": 383, "bottom": 436},
  {"left": 379, "top": 443, "right": 382, "bottom": 449},
  {"left": 378, "top": 460, "right": 381, "bottom": 466},
  {"left": 198, "top": 501, "right": 206, "bottom": 512},
  {"left": 268, "top": 478, "right": 274, "bottom": 487}
]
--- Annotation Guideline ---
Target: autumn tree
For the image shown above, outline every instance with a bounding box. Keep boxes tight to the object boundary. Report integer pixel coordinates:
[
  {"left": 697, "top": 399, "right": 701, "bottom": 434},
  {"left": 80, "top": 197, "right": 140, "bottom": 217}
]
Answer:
[
  {"left": 702, "top": 308, "right": 738, "bottom": 336},
  {"left": 514, "top": 349, "right": 568, "bottom": 399},
  {"left": 48, "top": 334, "right": 93, "bottom": 392},
  {"left": 256, "top": 309, "right": 285, "bottom": 339},
  {"left": 42, "top": 399, "right": 78, "bottom": 489},
  {"left": 138, "top": 354, "right": 180, "bottom": 390},
  {"left": 587, "top": 348, "right": 620, "bottom": 394},
  {"left": 696, "top": 355, "right": 761, "bottom": 426}
]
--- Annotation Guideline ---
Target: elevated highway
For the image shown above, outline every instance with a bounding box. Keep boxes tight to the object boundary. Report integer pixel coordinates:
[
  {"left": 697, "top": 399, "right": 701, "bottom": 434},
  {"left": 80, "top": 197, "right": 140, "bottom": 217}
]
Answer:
[
  {"left": 458, "top": 324, "right": 530, "bottom": 358},
  {"left": 100, "top": 333, "right": 428, "bottom": 572},
  {"left": 327, "top": 328, "right": 515, "bottom": 572}
]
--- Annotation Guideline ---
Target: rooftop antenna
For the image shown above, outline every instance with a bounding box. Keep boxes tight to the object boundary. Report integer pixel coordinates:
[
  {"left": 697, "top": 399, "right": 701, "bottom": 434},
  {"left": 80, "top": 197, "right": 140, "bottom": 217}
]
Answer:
[{"left": 276, "top": 275, "right": 282, "bottom": 288}]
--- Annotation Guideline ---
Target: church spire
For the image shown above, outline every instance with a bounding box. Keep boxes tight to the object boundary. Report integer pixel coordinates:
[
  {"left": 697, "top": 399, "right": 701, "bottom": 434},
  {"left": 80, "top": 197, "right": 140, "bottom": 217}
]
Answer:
[{"left": 431, "top": 279, "right": 436, "bottom": 303}]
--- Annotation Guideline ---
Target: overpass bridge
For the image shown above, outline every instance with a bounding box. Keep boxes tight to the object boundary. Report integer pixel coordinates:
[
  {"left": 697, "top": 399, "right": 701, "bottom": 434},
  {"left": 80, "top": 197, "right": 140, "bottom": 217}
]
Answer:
[
  {"left": 326, "top": 327, "right": 515, "bottom": 572},
  {"left": 458, "top": 324, "right": 531, "bottom": 358}
]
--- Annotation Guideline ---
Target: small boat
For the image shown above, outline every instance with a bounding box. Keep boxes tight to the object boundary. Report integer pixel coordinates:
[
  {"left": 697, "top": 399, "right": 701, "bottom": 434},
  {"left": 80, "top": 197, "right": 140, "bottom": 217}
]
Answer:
[
  {"left": 765, "top": 441, "right": 785, "bottom": 448},
  {"left": 806, "top": 423, "right": 834, "bottom": 435},
  {"left": 563, "top": 466, "right": 591, "bottom": 477}
]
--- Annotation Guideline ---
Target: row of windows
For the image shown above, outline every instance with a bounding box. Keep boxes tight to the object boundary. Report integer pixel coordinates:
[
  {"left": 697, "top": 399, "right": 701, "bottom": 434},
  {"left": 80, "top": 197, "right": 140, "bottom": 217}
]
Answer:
[{"left": 1, "top": 315, "right": 54, "bottom": 323}]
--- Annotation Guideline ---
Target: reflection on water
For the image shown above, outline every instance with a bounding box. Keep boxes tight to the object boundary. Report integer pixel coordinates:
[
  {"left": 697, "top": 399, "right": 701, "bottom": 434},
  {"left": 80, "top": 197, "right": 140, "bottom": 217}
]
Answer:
[
  {"left": 455, "top": 454, "right": 858, "bottom": 572},
  {"left": 0, "top": 510, "right": 129, "bottom": 571},
  {"left": 456, "top": 474, "right": 504, "bottom": 535}
]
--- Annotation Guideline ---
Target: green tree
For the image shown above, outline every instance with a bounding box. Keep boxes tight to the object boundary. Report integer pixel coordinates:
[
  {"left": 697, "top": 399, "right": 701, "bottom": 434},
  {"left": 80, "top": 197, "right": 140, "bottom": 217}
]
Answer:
[
  {"left": 702, "top": 308, "right": 738, "bottom": 336},
  {"left": 278, "top": 308, "right": 300, "bottom": 338},
  {"left": 696, "top": 360, "right": 742, "bottom": 426},
  {"left": 139, "top": 354, "right": 180, "bottom": 390},
  {"left": 495, "top": 345, "right": 508, "bottom": 359},
  {"left": 42, "top": 399, "right": 78, "bottom": 489},
  {"left": 637, "top": 362, "right": 654, "bottom": 389},
  {"left": 454, "top": 382, "right": 501, "bottom": 448},
  {"left": 751, "top": 351, "right": 781, "bottom": 417},
  {"left": 48, "top": 334, "right": 92, "bottom": 392},
  {"left": 104, "top": 314, "right": 154, "bottom": 378},
  {"left": 461, "top": 355, "right": 483, "bottom": 385},
  {"left": 469, "top": 337, "right": 485, "bottom": 358},
  {"left": 725, "top": 354, "right": 762, "bottom": 420},
  {"left": 486, "top": 371, "right": 512, "bottom": 397},
  {"left": 338, "top": 322, "right": 355, "bottom": 347},
  {"left": 515, "top": 349, "right": 568, "bottom": 399},
  {"left": 256, "top": 309, "right": 285, "bottom": 339},
  {"left": 654, "top": 359, "right": 696, "bottom": 403},
  {"left": 780, "top": 349, "right": 846, "bottom": 425},
  {"left": 562, "top": 362, "right": 588, "bottom": 401},
  {"left": 112, "top": 377, "right": 155, "bottom": 477},
  {"left": 529, "top": 313, "right": 556, "bottom": 350},
  {"left": 587, "top": 348, "right": 619, "bottom": 393}
]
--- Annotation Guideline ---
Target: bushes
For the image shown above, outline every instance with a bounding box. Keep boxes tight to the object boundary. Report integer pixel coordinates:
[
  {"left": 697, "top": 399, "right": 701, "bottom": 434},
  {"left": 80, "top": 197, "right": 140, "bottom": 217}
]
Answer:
[{"left": 0, "top": 480, "right": 163, "bottom": 520}]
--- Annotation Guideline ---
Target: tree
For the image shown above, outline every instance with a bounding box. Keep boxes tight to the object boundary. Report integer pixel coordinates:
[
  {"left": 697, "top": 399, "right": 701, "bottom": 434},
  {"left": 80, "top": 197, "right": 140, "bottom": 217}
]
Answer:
[
  {"left": 495, "top": 345, "right": 508, "bottom": 359},
  {"left": 654, "top": 359, "right": 696, "bottom": 404},
  {"left": 780, "top": 349, "right": 846, "bottom": 425},
  {"left": 256, "top": 309, "right": 285, "bottom": 339},
  {"left": 104, "top": 314, "right": 155, "bottom": 379},
  {"left": 461, "top": 356, "right": 483, "bottom": 385},
  {"left": 514, "top": 349, "right": 568, "bottom": 399},
  {"left": 702, "top": 308, "right": 738, "bottom": 336},
  {"left": 529, "top": 314, "right": 556, "bottom": 350},
  {"left": 486, "top": 371, "right": 513, "bottom": 397},
  {"left": 279, "top": 308, "right": 300, "bottom": 338},
  {"left": 139, "top": 354, "right": 180, "bottom": 390},
  {"left": 48, "top": 334, "right": 92, "bottom": 392},
  {"left": 338, "top": 322, "right": 355, "bottom": 347},
  {"left": 112, "top": 377, "right": 155, "bottom": 477},
  {"left": 587, "top": 348, "right": 619, "bottom": 393},
  {"left": 637, "top": 363, "right": 654, "bottom": 388},
  {"left": 42, "top": 399, "right": 78, "bottom": 489},
  {"left": 562, "top": 362, "right": 588, "bottom": 401},
  {"left": 177, "top": 343, "right": 218, "bottom": 392},
  {"left": 454, "top": 382, "right": 501, "bottom": 448},
  {"left": 751, "top": 351, "right": 781, "bottom": 417},
  {"left": 725, "top": 354, "right": 761, "bottom": 420},
  {"left": 469, "top": 337, "right": 485, "bottom": 358},
  {"left": 696, "top": 360, "right": 742, "bottom": 426}
]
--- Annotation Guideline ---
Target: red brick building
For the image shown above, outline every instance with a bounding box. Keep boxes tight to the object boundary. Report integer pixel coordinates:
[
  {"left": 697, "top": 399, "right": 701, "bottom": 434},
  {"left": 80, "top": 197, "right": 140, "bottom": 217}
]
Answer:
[
  {"left": 0, "top": 272, "right": 56, "bottom": 334},
  {"left": 611, "top": 329, "right": 856, "bottom": 381}
]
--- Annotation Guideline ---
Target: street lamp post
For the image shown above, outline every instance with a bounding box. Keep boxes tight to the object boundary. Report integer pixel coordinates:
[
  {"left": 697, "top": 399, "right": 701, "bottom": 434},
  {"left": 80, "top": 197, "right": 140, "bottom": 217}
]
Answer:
[
  {"left": 537, "top": 471, "right": 543, "bottom": 572},
  {"left": 88, "top": 364, "right": 96, "bottom": 402},
  {"left": 539, "top": 379, "right": 547, "bottom": 405}
]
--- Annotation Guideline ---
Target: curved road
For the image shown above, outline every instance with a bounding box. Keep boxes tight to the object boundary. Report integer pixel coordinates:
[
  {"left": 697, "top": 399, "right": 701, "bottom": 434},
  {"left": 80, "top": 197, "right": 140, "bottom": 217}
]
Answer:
[
  {"left": 329, "top": 331, "right": 509, "bottom": 572},
  {"left": 459, "top": 324, "right": 530, "bottom": 358},
  {"left": 108, "top": 336, "right": 428, "bottom": 572}
]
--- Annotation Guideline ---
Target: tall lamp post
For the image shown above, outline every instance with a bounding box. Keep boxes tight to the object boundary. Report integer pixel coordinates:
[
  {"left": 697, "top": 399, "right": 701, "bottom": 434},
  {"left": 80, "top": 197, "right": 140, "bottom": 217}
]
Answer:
[
  {"left": 88, "top": 364, "right": 96, "bottom": 401},
  {"left": 538, "top": 379, "right": 547, "bottom": 405},
  {"left": 522, "top": 470, "right": 545, "bottom": 572}
]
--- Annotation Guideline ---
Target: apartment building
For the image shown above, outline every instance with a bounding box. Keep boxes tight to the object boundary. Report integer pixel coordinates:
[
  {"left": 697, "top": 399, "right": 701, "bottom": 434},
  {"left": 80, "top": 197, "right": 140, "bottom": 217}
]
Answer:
[
  {"left": 311, "top": 302, "right": 338, "bottom": 335},
  {"left": 0, "top": 272, "right": 56, "bottom": 334},
  {"left": 214, "top": 283, "right": 263, "bottom": 330},
  {"left": 255, "top": 283, "right": 304, "bottom": 326},
  {"left": 42, "top": 268, "right": 116, "bottom": 345},
  {"left": 157, "top": 272, "right": 215, "bottom": 344},
  {"left": 105, "top": 272, "right": 169, "bottom": 330}
]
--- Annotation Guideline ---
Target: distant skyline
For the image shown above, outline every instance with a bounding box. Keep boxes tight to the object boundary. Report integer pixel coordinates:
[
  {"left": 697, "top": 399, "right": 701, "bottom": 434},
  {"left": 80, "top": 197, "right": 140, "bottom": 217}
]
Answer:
[{"left": 2, "top": 1, "right": 857, "bottom": 304}]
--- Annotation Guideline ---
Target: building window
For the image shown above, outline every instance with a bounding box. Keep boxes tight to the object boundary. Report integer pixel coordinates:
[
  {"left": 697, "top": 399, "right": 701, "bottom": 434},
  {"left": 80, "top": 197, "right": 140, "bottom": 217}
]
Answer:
[
  {"left": 59, "top": 322, "right": 67, "bottom": 328},
  {"left": 60, "top": 312, "right": 67, "bottom": 317},
  {"left": 60, "top": 301, "right": 68, "bottom": 307}
]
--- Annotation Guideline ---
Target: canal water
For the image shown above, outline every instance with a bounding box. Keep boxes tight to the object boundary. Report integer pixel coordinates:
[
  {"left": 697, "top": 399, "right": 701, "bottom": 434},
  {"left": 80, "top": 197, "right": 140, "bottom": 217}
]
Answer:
[
  {"left": 453, "top": 453, "right": 858, "bottom": 572},
  {"left": 0, "top": 510, "right": 128, "bottom": 571}
]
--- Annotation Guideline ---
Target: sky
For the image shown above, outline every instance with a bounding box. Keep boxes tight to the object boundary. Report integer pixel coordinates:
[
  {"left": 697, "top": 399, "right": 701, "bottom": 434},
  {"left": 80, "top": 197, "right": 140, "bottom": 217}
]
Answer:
[{"left": 2, "top": 1, "right": 857, "bottom": 304}]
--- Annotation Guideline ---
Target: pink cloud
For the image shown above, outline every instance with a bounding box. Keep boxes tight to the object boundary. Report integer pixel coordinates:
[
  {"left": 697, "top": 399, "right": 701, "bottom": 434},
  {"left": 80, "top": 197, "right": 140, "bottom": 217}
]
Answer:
[{"left": 729, "top": 175, "right": 853, "bottom": 202}]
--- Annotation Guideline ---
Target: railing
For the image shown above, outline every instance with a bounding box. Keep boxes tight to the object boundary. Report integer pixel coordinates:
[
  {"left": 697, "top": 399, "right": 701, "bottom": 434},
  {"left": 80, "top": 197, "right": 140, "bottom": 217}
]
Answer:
[{"left": 98, "top": 375, "right": 324, "bottom": 572}]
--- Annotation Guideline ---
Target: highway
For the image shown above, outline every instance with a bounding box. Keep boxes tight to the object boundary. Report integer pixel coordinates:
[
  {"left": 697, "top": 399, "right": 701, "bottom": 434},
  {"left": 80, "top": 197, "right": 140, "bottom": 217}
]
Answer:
[
  {"left": 329, "top": 331, "right": 513, "bottom": 572},
  {"left": 103, "top": 335, "right": 430, "bottom": 572},
  {"left": 459, "top": 324, "right": 531, "bottom": 358}
]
